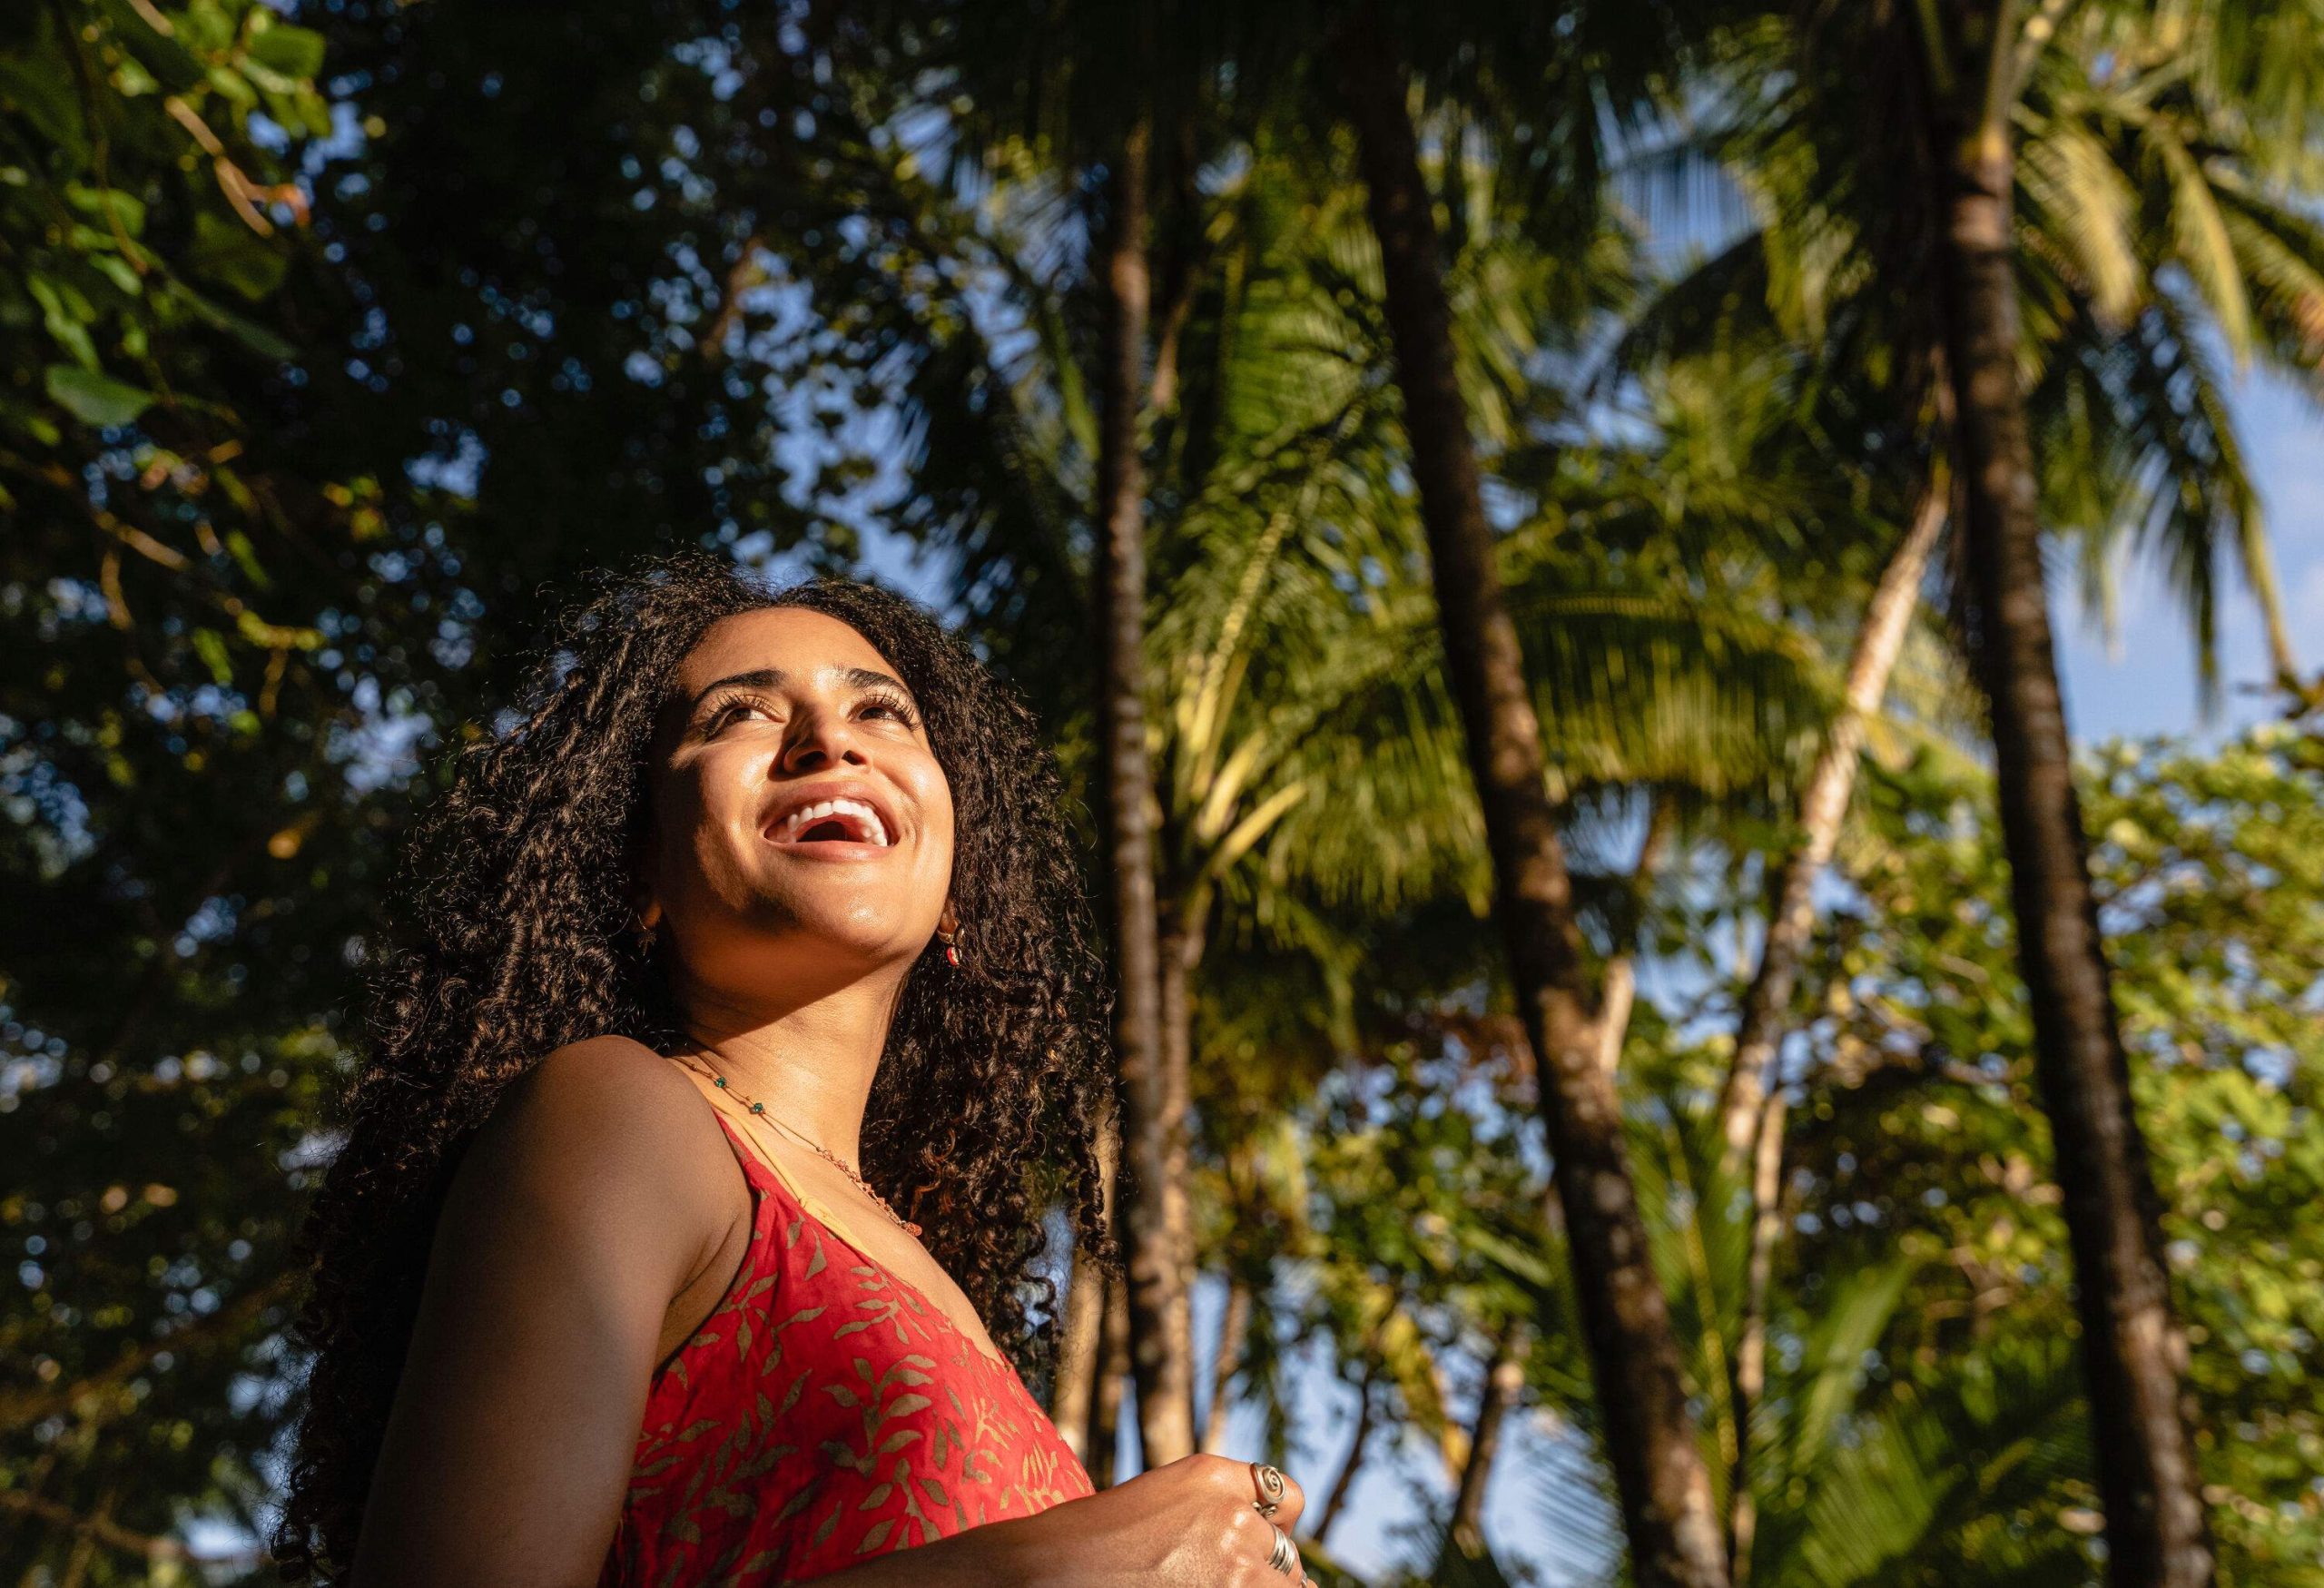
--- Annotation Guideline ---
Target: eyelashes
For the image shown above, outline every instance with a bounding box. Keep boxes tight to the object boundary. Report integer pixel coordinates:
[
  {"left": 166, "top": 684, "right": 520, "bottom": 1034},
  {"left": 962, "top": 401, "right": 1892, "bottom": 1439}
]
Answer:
[
  {"left": 703, "top": 689, "right": 921, "bottom": 735},
  {"left": 854, "top": 688, "right": 922, "bottom": 729}
]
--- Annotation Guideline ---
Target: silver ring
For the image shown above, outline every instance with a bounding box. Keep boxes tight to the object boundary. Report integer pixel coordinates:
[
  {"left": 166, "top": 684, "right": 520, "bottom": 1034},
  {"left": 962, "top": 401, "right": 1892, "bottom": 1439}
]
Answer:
[
  {"left": 1250, "top": 1460, "right": 1287, "bottom": 1518},
  {"left": 1265, "top": 1521, "right": 1297, "bottom": 1575}
]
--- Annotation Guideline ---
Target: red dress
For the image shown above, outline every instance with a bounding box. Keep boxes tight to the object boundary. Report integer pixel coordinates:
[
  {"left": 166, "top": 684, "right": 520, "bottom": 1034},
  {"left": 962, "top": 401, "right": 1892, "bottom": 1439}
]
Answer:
[{"left": 599, "top": 1110, "right": 1095, "bottom": 1585}]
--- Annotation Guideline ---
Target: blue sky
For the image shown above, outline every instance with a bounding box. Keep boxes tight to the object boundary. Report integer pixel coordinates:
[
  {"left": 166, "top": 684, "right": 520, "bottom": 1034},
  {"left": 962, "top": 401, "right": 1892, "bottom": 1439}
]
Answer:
[{"left": 2054, "top": 363, "right": 2321, "bottom": 745}]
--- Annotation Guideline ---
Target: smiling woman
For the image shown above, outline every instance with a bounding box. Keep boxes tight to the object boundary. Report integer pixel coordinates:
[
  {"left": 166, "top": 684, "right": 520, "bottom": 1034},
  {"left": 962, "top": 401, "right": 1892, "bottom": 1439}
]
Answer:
[{"left": 270, "top": 554, "right": 1314, "bottom": 1588}]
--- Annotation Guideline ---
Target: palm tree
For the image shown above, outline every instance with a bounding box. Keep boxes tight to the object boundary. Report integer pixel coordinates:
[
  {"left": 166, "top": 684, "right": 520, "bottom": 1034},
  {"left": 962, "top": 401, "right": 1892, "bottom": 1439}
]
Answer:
[
  {"left": 1329, "top": 6, "right": 1733, "bottom": 1583},
  {"left": 1918, "top": 17, "right": 2210, "bottom": 1572},
  {"left": 1640, "top": 5, "right": 2324, "bottom": 1579},
  {"left": 820, "top": 0, "right": 1229, "bottom": 1462},
  {"left": 1088, "top": 101, "right": 1208, "bottom": 1470},
  {"left": 1711, "top": 478, "right": 1946, "bottom": 1161},
  {"left": 1645, "top": 3, "right": 2324, "bottom": 1581},
  {"left": 857, "top": 96, "right": 1848, "bottom": 1468},
  {"left": 1909, "top": 7, "right": 2316, "bottom": 1579}
]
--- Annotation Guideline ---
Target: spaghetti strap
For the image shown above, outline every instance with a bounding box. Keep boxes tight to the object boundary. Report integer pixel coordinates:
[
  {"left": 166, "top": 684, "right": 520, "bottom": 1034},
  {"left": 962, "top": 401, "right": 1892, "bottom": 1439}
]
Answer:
[{"left": 675, "top": 1068, "right": 885, "bottom": 1258}]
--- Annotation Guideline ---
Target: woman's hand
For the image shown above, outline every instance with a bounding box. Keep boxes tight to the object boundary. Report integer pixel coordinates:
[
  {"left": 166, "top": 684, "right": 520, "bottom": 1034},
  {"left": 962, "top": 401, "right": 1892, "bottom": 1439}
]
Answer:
[{"left": 984, "top": 1453, "right": 1311, "bottom": 1588}]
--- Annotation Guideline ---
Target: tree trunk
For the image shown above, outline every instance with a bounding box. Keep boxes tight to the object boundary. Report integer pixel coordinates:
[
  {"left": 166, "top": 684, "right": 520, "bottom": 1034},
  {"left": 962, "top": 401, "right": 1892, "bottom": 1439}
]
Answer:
[
  {"left": 1716, "top": 481, "right": 1945, "bottom": 1161},
  {"left": 1446, "top": 1316, "right": 1527, "bottom": 1559},
  {"left": 1718, "top": 477, "right": 1944, "bottom": 1579},
  {"left": 1601, "top": 794, "right": 1675, "bottom": 1078},
  {"left": 1198, "top": 1274, "right": 1251, "bottom": 1455},
  {"left": 1151, "top": 905, "right": 1203, "bottom": 1445},
  {"left": 1312, "top": 1356, "right": 1382, "bottom": 1545},
  {"left": 1921, "top": 9, "right": 2213, "bottom": 1582},
  {"left": 1051, "top": 1236, "right": 1108, "bottom": 1457},
  {"left": 1051, "top": 1245, "right": 1104, "bottom": 1443},
  {"left": 1095, "top": 111, "right": 1197, "bottom": 1473},
  {"left": 1334, "top": 20, "right": 1729, "bottom": 1588},
  {"left": 1723, "top": 1086, "right": 1789, "bottom": 1586},
  {"left": 1049, "top": 1100, "right": 1122, "bottom": 1456},
  {"left": 1088, "top": 1272, "right": 1131, "bottom": 1488}
]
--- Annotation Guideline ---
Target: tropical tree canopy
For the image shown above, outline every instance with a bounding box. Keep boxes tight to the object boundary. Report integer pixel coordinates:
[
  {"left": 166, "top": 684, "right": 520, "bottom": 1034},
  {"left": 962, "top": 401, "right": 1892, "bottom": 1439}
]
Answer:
[{"left": 3, "top": 1, "right": 2319, "bottom": 1583}]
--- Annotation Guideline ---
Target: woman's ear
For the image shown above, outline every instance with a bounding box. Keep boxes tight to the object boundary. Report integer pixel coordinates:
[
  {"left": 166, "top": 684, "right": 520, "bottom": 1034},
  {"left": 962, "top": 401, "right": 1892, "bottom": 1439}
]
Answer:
[
  {"left": 936, "top": 898, "right": 958, "bottom": 940},
  {"left": 626, "top": 813, "right": 664, "bottom": 936}
]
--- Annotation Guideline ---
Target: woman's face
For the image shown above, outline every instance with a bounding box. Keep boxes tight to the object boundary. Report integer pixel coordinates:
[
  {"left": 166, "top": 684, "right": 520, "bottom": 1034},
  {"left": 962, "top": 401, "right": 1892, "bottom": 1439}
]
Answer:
[{"left": 637, "top": 606, "right": 957, "bottom": 1003}]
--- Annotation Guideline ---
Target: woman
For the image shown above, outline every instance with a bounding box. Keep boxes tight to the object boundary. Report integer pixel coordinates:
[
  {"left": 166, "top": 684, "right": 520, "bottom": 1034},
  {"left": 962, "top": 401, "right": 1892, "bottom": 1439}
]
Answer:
[{"left": 270, "top": 555, "right": 1308, "bottom": 1584}]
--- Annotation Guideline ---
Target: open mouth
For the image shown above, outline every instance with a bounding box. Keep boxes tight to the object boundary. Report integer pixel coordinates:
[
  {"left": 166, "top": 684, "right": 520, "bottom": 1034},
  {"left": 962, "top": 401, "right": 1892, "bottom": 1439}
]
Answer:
[{"left": 766, "top": 796, "right": 891, "bottom": 848}]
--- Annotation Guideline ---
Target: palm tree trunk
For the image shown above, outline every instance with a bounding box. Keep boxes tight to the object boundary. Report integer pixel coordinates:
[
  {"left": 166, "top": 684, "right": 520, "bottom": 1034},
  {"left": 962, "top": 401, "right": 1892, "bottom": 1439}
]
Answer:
[
  {"left": 1051, "top": 1234, "right": 1108, "bottom": 1457},
  {"left": 1720, "top": 479, "right": 1943, "bottom": 1578},
  {"left": 1152, "top": 903, "right": 1203, "bottom": 1444},
  {"left": 1446, "top": 1316, "right": 1527, "bottom": 1559},
  {"left": 1334, "top": 20, "right": 1728, "bottom": 1588},
  {"left": 1197, "top": 1274, "right": 1251, "bottom": 1455},
  {"left": 1723, "top": 1086, "right": 1789, "bottom": 1586},
  {"left": 1095, "top": 110, "right": 1197, "bottom": 1472},
  {"left": 1921, "top": 8, "right": 2212, "bottom": 1582},
  {"left": 1601, "top": 794, "right": 1675, "bottom": 1078},
  {"left": 1088, "top": 1272, "right": 1131, "bottom": 1488},
  {"left": 1716, "top": 481, "right": 1945, "bottom": 1161},
  {"left": 1312, "top": 1356, "right": 1381, "bottom": 1545},
  {"left": 1049, "top": 1099, "right": 1122, "bottom": 1456}
]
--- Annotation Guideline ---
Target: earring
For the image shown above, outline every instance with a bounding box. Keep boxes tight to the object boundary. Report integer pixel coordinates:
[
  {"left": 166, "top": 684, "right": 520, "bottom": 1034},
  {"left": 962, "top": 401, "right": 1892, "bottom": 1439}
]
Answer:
[
  {"left": 636, "top": 918, "right": 659, "bottom": 954},
  {"left": 940, "top": 926, "right": 960, "bottom": 968}
]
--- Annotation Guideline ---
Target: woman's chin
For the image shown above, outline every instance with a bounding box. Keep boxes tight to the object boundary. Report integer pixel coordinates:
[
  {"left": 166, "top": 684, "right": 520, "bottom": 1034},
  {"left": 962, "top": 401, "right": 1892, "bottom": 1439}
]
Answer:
[{"left": 706, "top": 903, "right": 936, "bottom": 976}]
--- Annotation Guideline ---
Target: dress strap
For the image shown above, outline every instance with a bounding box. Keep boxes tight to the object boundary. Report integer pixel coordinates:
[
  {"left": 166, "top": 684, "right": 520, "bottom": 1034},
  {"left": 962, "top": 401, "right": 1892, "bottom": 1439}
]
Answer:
[{"left": 677, "top": 1069, "right": 883, "bottom": 1258}]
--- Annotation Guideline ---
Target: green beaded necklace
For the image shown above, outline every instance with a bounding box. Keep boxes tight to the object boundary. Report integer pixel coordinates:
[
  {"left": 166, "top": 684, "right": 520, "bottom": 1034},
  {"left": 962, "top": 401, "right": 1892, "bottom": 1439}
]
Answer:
[{"left": 677, "top": 1053, "right": 922, "bottom": 1238}]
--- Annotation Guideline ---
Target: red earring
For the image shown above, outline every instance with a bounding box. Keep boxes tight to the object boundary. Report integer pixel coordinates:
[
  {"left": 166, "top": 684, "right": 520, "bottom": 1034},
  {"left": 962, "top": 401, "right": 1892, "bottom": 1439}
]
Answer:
[{"left": 941, "top": 926, "right": 960, "bottom": 967}]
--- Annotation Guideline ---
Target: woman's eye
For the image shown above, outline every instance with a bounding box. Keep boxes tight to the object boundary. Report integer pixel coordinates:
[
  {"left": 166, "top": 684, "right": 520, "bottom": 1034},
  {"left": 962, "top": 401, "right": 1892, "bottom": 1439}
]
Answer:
[
  {"left": 860, "top": 695, "right": 918, "bottom": 725},
  {"left": 709, "top": 699, "right": 773, "bottom": 732}
]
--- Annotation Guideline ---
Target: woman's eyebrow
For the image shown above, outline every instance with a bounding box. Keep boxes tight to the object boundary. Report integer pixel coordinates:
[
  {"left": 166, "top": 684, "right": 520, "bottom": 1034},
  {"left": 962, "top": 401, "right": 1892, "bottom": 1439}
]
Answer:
[{"left": 684, "top": 665, "right": 913, "bottom": 715}]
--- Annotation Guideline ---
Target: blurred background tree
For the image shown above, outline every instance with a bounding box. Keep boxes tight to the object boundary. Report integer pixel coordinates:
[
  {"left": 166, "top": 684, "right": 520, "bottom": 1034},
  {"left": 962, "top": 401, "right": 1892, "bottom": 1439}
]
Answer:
[{"left": 3, "top": 0, "right": 2319, "bottom": 1584}]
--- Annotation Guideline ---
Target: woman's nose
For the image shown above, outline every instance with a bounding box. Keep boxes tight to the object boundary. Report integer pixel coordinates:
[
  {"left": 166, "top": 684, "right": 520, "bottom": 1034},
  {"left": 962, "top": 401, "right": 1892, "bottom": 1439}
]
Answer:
[{"left": 778, "top": 708, "right": 869, "bottom": 773}]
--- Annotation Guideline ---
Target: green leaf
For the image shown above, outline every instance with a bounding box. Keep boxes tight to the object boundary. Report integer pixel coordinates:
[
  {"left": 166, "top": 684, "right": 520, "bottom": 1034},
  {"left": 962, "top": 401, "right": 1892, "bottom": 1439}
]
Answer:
[
  {"left": 28, "top": 273, "right": 100, "bottom": 370},
  {"left": 192, "top": 628, "right": 234, "bottom": 687},
  {"left": 0, "top": 62, "right": 87, "bottom": 165},
  {"left": 44, "top": 363, "right": 154, "bottom": 427},
  {"left": 206, "top": 63, "right": 258, "bottom": 109},
  {"left": 66, "top": 183, "right": 149, "bottom": 238},
  {"left": 247, "top": 25, "right": 326, "bottom": 80},
  {"left": 187, "top": 212, "right": 288, "bottom": 303}
]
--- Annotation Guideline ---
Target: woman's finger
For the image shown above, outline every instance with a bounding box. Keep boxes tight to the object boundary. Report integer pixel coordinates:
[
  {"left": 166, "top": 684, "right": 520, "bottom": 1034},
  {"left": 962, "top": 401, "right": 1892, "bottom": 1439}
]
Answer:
[
  {"left": 1256, "top": 1465, "right": 1306, "bottom": 1534},
  {"left": 1254, "top": 1515, "right": 1304, "bottom": 1583}
]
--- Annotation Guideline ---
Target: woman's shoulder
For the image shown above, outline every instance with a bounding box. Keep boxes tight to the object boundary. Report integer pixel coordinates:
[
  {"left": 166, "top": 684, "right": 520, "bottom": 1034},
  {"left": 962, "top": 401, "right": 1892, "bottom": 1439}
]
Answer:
[
  {"left": 445, "top": 1035, "right": 743, "bottom": 1290},
  {"left": 489, "top": 1035, "right": 719, "bottom": 1159}
]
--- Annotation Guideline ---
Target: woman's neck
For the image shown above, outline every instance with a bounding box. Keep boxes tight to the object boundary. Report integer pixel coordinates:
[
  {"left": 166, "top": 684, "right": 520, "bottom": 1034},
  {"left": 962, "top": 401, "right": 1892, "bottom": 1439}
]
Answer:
[{"left": 672, "top": 974, "right": 902, "bottom": 1163}]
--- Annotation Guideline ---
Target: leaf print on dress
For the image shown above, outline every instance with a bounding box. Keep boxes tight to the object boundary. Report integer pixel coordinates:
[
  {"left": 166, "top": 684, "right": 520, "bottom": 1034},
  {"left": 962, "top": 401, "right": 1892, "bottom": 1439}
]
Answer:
[{"left": 598, "top": 1110, "right": 1092, "bottom": 1588}]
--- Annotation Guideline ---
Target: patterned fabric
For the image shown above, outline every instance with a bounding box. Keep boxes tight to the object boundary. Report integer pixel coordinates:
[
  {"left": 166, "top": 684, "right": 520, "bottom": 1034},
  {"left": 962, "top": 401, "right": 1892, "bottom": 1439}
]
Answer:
[{"left": 599, "top": 1110, "right": 1094, "bottom": 1586}]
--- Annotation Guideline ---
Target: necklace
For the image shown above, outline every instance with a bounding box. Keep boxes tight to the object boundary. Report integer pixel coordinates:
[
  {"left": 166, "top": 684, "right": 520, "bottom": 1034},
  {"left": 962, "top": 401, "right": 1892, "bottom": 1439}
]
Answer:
[{"left": 674, "top": 1053, "right": 923, "bottom": 1238}]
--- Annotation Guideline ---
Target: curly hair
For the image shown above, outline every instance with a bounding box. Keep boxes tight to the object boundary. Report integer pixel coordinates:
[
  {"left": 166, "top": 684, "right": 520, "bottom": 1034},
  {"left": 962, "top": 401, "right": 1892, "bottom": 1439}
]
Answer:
[{"left": 268, "top": 553, "right": 1116, "bottom": 1583}]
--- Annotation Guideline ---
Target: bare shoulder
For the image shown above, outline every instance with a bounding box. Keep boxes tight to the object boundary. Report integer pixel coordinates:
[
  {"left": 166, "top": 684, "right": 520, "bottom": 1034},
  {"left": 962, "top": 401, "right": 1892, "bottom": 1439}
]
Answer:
[
  {"left": 356, "top": 1036, "right": 743, "bottom": 1581},
  {"left": 445, "top": 1034, "right": 739, "bottom": 1284}
]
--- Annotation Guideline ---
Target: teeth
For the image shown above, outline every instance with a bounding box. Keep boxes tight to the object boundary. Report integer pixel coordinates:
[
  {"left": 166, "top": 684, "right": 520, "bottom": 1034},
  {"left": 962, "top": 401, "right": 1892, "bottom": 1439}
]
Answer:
[{"left": 772, "top": 796, "right": 890, "bottom": 846}]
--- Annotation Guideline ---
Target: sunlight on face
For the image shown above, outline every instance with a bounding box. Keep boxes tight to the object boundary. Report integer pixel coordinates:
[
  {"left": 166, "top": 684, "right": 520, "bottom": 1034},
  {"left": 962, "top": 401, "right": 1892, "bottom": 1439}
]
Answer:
[{"left": 639, "top": 607, "right": 956, "bottom": 1005}]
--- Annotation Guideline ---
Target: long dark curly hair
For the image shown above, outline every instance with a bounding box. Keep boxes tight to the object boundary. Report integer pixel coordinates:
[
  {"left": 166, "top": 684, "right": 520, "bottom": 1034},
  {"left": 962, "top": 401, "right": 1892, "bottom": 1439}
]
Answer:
[{"left": 269, "top": 553, "right": 1115, "bottom": 1583}]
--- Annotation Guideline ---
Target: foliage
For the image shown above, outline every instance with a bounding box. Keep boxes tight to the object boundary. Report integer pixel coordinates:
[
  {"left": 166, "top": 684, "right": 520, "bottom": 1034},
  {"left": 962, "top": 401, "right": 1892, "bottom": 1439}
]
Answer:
[
  {"left": 0, "top": 3, "right": 420, "bottom": 1572},
  {"left": 2, "top": 0, "right": 2319, "bottom": 1582},
  {"left": 1784, "top": 725, "right": 2324, "bottom": 1582}
]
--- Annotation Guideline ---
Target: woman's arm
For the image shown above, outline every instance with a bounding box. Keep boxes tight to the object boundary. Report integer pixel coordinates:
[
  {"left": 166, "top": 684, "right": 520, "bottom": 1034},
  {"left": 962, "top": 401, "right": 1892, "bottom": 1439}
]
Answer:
[{"left": 351, "top": 1037, "right": 743, "bottom": 1587}]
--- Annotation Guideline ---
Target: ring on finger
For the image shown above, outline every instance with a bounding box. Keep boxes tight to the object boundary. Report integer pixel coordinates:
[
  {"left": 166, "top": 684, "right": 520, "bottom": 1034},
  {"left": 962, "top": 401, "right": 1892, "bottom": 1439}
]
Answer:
[
  {"left": 1250, "top": 1461, "right": 1288, "bottom": 1519},
  {"left": 1265, "top": 1521, "right": 1298, "bottom": 1576}
]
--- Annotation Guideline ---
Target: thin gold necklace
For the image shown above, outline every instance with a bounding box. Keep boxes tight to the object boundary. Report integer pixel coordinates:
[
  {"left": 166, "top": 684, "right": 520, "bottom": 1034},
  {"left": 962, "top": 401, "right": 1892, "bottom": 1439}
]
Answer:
[{"left": 674, "top": 1052, "right": 923, "bottom": 1238}]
